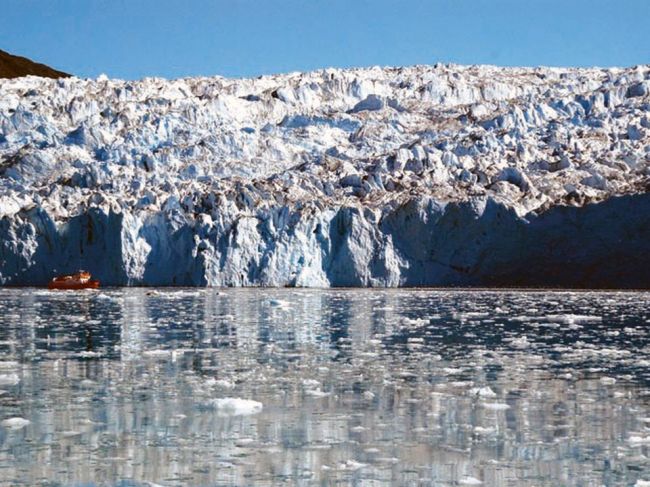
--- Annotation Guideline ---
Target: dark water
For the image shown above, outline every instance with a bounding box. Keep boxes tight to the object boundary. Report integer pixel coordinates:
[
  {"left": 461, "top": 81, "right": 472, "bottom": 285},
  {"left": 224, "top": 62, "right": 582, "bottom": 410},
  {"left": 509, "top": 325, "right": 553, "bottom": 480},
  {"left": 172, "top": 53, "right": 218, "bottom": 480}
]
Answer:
[{"left": 0, "top": 288, "right": 649, "bottom": 486}]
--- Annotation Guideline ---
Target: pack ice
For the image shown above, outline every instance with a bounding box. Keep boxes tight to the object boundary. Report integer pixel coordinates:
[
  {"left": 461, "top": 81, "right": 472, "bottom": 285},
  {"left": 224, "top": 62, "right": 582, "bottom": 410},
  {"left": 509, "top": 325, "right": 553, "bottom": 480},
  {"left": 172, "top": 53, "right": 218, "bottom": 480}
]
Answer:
[{"left": 1, "top": 64, "right": 649, "bottom": 287}]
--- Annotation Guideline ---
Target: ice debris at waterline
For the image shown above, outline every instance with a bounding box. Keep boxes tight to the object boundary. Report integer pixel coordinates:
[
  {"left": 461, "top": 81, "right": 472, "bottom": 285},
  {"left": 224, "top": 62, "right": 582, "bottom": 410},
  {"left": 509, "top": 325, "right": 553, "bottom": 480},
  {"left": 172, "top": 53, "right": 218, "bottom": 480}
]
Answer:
[{"left": 1, "top": 65, "right": 649, "bottom": 287}]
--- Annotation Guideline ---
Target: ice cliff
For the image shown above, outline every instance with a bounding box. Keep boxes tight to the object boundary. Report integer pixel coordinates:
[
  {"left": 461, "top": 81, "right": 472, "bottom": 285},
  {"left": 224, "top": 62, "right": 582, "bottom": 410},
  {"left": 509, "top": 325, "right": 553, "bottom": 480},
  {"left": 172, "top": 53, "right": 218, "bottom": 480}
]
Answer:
[{"left": 1, "top": 64, "right": 649, "bottom": 287}]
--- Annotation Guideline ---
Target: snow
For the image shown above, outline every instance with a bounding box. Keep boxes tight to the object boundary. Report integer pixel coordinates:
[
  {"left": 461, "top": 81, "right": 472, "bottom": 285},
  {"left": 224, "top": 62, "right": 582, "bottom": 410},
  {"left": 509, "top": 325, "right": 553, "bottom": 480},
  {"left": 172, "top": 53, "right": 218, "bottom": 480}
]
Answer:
[{"left": 1, "top": 64, "right": 650, "bottom": 287}]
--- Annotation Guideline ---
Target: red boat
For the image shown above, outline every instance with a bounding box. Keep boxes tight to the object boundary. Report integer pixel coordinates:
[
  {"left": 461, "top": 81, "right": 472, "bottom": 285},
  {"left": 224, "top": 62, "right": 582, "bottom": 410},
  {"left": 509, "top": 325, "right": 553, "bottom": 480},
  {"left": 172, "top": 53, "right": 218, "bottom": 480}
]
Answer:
[{"left": 48, "top": 271, "right": 100, "bottom": 290}]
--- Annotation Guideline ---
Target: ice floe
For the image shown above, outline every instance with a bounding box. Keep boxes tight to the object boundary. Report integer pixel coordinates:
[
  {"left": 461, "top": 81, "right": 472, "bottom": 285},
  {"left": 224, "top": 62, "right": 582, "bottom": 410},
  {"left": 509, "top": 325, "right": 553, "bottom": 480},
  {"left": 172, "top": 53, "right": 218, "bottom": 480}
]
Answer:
[
  {"left": 212, "top": 397, "right": 263, "bottom": 416},
  {"left": 1, "top": 417, "right": 30, "bottom": 430}
]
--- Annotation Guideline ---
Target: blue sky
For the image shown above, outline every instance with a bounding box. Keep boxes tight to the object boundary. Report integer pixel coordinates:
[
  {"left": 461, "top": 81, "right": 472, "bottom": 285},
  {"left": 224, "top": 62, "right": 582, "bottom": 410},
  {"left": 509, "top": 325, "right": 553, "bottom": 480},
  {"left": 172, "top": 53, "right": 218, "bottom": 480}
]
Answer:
[{"left": 1, "top": 0, "right": 648, "bottom": 79}]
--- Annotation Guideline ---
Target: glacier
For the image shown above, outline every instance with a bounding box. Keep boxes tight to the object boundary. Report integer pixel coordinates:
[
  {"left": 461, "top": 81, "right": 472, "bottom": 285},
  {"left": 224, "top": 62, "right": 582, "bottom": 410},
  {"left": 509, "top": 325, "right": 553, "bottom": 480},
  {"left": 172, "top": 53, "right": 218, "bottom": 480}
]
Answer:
[{"left": 0, "top": 64, "right": 649, "bottom": 287}]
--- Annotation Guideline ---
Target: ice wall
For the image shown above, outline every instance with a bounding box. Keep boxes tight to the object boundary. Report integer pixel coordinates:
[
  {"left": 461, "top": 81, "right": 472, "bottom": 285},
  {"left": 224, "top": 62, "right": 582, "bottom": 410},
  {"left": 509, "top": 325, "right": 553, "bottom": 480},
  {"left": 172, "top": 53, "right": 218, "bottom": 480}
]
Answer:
[
  {"left": 2, "top": 192, "right": 649, "bottom": 288},
  {"left": 0, "top": 64, "right": 649, "bottom": 287}
]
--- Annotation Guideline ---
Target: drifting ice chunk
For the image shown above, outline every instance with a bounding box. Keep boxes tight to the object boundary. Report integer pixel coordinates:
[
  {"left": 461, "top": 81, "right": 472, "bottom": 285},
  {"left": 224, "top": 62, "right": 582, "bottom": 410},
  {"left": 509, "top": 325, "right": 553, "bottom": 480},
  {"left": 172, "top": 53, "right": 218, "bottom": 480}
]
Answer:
[
  {"left": 482, "top": 402, "right": 510, "bottom": 410},
  {"left": 341, "top": 460, "right": 367, "bottom": 470},
  {"left": 212, "top": 398, "right": 263, "bottom": 416},
  {"left": 0, "top": 373, "right": 20, "bottom": 386},
  {"left": 544, "top": 314, "right": 602, "bottom": 324},
  {"left": 470, "top": 386, "right": 497, "bottom": 398},
  {"left": 510, "top": 336, "right": 530, "bottom": 349},
  {"left": 269, "top": 299, "right": 291, "bottom": 309},
  {"left": 211, "top": 379, "right": 235, "bottom": 389},
  {"left": 1, "top": 417, "right": 30, "bottom": 429},
  {"left": 305, "top": 388, "right": 330, "bottom": 397},
  {"left": 629, "top": 436, "right": 650, "bottom": 445},
  {"left": 460, "top": 477, "right": 483, "bottom": 485}
]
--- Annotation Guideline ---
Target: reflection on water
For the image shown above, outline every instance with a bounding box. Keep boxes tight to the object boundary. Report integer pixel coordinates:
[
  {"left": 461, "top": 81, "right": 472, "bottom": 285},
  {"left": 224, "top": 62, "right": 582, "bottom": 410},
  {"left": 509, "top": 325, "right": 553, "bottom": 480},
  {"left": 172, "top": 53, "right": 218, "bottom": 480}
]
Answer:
[{"left": 0, "top": 288, "right": 649, "bottom": 486}]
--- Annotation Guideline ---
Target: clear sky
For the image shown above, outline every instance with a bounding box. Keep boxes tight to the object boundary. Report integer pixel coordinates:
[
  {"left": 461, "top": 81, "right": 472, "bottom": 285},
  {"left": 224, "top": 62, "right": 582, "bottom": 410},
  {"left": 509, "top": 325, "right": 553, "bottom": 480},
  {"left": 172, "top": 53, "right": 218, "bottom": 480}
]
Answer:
[{"left": 1, "top": 0, "right": 648, "bottom": 80}]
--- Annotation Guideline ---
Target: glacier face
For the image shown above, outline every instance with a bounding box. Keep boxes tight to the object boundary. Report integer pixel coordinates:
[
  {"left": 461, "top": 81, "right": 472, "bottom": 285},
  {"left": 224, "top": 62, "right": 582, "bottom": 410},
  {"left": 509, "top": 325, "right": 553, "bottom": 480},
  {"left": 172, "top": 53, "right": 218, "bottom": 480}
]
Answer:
[{"left": 0, "top": 64, "right": 649, "bottom": 287}]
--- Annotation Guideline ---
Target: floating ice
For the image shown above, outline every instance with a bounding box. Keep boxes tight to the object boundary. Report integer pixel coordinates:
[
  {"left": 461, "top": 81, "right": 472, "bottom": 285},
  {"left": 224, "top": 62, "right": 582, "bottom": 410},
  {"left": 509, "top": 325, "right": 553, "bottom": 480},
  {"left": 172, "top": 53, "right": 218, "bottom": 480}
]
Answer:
[
  {"left": 509, "top": 336, "right": 530, "bottom": 349},
  {"left": 443, "top": 368, "right": 463, "bottom": 375},
  {"left": 143, "top": 349, "right": 172, "bottom": 358},
  {"left": 341, "top": 460, "right": 367, "bottom": 471},
  {"left": 482, "top": 402, "right": 510, "bottom": 411},
  {"left": 75, "top": 351, "right": 102, "bottom": 358},
  {"left": 0, "top": 287, "right": 647, "bottom": 484},
  {"left": 61, "top": 430, "right": 82, "bottom": 437},
  {"left": 470, "top": 387, "right": 497, "bottom": 398},
  {"left": 0, "top": 373, "right": 20, "bottom": 386},
  {"left": 628, "top": 436, "right": 650, "bottom": 445},
  {"left": 459, "top": 476, "right": 483, "bottom": 485},
  {"left": 210, "top": 378, "right": 235, "bottom": 389},
  {"left": 304, "top": 388, "right": 330, "bottom": 397},
  {"left": 544, "top": 314, "right": 603, "bottom": 324},
  {"left": 212, "top": 398, "right": 263, "bottom": 416},
  {"left": 1, "top": 417, "right": 30, "bottom": 430}
]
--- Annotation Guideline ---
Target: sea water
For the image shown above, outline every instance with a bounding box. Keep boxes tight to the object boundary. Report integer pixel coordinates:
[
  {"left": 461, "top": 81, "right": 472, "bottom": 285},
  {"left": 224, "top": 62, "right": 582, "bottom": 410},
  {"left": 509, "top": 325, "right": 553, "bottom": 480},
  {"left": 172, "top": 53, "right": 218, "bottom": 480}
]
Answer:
[{"left": 0, "top": 288, "right": 648, "bottom": 486}]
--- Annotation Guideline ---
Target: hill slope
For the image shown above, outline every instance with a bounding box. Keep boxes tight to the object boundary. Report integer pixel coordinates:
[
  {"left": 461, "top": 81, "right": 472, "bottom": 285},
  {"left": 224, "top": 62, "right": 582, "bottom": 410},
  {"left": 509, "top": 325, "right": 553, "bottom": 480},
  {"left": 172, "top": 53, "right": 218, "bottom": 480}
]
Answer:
[
  {"left": 0, "top": 64, "right": 649, "bottom": 287},
  {"left": 0, "top": 49, "right": 70, "bottom": 79}
]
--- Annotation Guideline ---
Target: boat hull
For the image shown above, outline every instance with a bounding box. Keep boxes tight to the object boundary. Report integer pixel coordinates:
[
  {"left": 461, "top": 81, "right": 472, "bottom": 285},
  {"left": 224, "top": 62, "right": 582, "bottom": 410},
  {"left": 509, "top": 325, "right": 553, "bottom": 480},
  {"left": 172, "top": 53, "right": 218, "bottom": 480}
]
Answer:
[{"left": 48, "top": 280, "right": 100, "bottom": 290}]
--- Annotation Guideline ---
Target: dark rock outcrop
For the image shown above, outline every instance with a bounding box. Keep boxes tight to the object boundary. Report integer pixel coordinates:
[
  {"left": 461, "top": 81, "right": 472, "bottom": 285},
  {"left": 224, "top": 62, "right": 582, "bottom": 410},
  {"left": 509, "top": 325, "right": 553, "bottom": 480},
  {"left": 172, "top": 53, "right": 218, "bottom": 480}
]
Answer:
[{"left": 0, "top": 49, "right": 70, "bottom": 79}]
